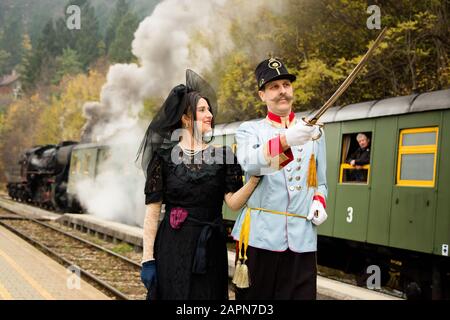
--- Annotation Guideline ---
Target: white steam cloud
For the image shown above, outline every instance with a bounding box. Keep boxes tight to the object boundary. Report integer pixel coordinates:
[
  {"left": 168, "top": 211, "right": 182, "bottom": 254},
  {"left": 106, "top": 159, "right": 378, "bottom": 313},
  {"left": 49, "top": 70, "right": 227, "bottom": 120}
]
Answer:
[{"left": 76, "top": 0, "right": 282, "bottom": 226}]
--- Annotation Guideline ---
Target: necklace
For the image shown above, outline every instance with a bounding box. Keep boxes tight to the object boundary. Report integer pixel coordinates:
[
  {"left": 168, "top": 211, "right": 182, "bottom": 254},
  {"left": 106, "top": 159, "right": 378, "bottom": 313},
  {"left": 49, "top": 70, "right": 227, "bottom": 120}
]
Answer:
[{"left": 179, "top": 144, "right": 206, "bottom": 157}]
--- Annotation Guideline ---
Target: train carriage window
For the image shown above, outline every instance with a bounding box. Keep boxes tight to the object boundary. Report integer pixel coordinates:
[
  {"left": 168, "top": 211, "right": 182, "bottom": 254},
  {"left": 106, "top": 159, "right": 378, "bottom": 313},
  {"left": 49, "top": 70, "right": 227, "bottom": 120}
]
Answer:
[
  {"left": 71, "top": 154, "right": 80, "bottom": 174},
  {"left": 83, "top": 153, "right": 91, "bottom": 175},
  {"left": 397, "top": 127, "right": 438, "bottom": 187},
  {"left": 339, "top": 132, "right": 372, "bottom": 184},
  {"left": 97, "top": 148, "right": 111, "bottom": 165}
]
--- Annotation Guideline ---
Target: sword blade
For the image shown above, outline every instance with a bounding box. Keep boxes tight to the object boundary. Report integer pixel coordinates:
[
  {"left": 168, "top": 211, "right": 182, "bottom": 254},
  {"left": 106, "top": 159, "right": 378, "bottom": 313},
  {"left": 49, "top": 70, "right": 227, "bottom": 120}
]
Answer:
[{"left": 307, "top": 27, "right": 388, "bottom": 124}]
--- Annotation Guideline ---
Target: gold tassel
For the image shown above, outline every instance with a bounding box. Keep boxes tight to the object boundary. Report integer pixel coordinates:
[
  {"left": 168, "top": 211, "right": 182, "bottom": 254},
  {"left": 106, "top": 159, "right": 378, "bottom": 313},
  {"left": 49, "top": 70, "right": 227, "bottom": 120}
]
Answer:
[
  {"left": 233, "top": 208, "right": 251, "bottom": 289},
  {"left": 232, "top": 260, "right": 243, "bottom": 285},
  {"left": 307, "top": 153, "right": 318, "bottom": 188},
  {"left": 235, "top": 260, "right": 250, "bottom": 289}
]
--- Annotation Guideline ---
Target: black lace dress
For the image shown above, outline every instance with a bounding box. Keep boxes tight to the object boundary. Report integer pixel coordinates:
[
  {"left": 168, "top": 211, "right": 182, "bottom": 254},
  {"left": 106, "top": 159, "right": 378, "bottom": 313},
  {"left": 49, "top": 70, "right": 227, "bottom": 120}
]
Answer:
[{"left": 145, "top": 145, "right": 243, "bottom": 300}]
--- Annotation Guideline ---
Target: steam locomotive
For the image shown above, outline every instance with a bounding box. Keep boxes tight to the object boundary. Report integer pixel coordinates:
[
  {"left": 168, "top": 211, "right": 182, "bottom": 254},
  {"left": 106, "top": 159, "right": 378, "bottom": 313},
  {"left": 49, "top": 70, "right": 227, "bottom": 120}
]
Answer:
[{"left": 6, "top": 141, "right": 80, "bottom": 211}]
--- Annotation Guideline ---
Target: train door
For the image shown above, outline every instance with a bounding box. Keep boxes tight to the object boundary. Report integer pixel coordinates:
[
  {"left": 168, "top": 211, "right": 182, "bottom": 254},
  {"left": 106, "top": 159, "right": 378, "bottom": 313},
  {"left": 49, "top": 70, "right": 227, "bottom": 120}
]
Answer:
[
  {"left": 390, "top": 121, "right": 440, "bottom": 253},
  {"left": 333, "top": 120, "right": 373, "bottom": 242}
]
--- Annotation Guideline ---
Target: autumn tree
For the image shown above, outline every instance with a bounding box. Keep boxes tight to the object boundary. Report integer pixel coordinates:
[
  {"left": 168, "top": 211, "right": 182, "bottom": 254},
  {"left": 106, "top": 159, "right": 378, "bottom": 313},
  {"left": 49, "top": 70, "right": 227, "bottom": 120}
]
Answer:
[
  {"left": 0, "top": 95, "right": 45, "bottom": 181},
  {"left": 35, "top": 69, "right": 106, "bottom": 144}
]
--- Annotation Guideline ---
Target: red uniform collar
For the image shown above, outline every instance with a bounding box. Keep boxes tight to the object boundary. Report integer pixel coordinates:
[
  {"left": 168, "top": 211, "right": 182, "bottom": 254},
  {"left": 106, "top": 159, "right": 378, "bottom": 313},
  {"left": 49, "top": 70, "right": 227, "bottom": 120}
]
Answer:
[{"left": 266, "top": 111, "right": 295, "bottom": 128}]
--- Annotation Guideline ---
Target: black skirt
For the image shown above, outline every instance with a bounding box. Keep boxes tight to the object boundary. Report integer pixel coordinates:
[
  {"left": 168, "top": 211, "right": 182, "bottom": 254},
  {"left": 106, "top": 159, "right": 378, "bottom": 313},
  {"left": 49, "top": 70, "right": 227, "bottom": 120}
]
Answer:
[{"left": 154, "top": 206, "right": 229, "bottom": 300}]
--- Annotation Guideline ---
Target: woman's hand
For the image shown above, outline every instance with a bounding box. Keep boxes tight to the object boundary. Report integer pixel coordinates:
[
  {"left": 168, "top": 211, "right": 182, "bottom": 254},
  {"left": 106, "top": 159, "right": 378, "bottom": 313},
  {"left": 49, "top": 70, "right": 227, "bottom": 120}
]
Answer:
[
  {"left": 248, "top": 176, "right": 261, "bottom": 186},
  {"left": 141, "top": 260, "right": 157, "bottom": 290},
  {"left": 224, "top": 176, "right": 261, "bottom": 211}
]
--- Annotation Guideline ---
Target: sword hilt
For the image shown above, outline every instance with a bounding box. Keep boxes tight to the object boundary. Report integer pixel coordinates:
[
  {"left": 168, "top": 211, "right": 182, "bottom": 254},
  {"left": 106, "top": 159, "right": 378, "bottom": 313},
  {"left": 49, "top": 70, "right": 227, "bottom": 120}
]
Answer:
[{"left": 302, "top": 117, "right": 323, "bottom": 140}]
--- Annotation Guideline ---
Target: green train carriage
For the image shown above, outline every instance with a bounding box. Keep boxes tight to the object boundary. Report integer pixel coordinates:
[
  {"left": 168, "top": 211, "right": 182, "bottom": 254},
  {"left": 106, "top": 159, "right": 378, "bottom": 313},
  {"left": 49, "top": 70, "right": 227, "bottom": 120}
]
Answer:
[
  {"left": 66, "top": 143, "right": 110, "bottom": 211},
  {"left": 215, "top": 89, "right": 450, "bottom": 299}
]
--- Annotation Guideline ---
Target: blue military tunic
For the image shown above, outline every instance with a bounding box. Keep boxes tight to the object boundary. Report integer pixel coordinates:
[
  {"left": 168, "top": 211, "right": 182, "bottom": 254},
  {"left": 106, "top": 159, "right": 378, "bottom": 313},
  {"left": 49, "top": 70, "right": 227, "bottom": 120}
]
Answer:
[{"left": 231, "top": 113, "right": 327, "bottom": 253}]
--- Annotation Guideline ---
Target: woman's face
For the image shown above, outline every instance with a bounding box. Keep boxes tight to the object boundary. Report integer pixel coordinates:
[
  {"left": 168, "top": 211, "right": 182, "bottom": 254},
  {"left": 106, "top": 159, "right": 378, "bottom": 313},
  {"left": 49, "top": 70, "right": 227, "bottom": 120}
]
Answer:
[{"left": 195, "top": 97, "right": 213, "bottom": 134}]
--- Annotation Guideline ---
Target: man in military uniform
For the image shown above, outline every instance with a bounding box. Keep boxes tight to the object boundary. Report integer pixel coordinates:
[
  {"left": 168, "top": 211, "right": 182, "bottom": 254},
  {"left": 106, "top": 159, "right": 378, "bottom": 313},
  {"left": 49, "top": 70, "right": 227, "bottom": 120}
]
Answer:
[{"left": 231, "top": 57, "right": 328, "bottom": 299}]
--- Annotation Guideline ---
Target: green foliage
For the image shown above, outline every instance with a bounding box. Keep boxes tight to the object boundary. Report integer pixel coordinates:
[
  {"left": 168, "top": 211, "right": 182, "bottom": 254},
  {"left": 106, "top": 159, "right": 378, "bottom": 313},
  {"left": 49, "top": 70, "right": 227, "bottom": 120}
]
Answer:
[
  {"left": 69, "top": 0, "right": 102, "bottom": 69},
  {"left": 53, "top": 48, "right": 83, "bottom": 85},
  {"left": 0, "top": 14, "right": 23, "bottom": 74},
  {"left": 214, "top": 52, "right": 264, "bottom": 123},
  {"left": 111, "top": 242, "right": 134, "bottom": 254},
  {"left": 108, "top": 12, "right": 140, "bottom": 63},
  {"left": 19, "top": 1, "right": 103, "bottom": 90},
  {"left": 293, "top": 59, "right": 343, "bottom": 111},
  {"left": 105, "top": 0, "right": 130, "bottom": 50},
  {"left": 20, "top": 21, "right": 58, "bottom": 91},
  {"left": 0, "top": 50, "right": 11, "bottom": 75}
]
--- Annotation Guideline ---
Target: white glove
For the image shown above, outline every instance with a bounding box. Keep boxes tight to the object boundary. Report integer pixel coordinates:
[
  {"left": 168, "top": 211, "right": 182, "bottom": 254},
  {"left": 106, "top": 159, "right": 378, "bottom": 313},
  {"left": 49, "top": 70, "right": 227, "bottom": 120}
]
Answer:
[
  {"left": 285, "top": 121, "right": 318, "bottom": 147},
  {"left": 307, "top": 200, "right": 328, "bottom": 226}
]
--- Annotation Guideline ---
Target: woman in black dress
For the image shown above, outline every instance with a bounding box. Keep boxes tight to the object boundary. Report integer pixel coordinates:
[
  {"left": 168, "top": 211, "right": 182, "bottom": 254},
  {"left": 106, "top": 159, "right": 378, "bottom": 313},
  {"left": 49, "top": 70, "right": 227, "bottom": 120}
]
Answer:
[{"left": 138, "top": 70, "right": 260, "bottom": 300}]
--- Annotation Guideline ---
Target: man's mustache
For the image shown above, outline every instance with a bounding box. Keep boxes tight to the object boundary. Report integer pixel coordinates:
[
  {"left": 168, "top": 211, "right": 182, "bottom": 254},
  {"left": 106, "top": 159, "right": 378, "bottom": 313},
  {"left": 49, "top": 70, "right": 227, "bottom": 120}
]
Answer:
[{"left": 271, "top": 94, "right": 294, "bottom": 103}]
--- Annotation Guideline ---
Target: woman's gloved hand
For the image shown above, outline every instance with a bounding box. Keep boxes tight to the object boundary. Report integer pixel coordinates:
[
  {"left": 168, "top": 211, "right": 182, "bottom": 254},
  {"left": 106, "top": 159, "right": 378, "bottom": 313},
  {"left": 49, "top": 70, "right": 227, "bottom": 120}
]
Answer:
[{"left": 141, "top": 260, "right": 157, "bottom": 290}]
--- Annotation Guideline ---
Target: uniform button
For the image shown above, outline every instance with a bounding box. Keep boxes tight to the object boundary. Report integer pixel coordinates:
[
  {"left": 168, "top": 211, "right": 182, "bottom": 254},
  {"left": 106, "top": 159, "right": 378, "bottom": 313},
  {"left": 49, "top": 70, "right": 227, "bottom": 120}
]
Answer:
[
  {"left": 297, "top": 158, "right": 301, "bottom": 162},
  {"left": 289, "top": 186, "right": 294, "bottom": 191},
  {"left": 296, "top": 185, "right": 302, "bottom": 190},
  {"left": 298, "top": 148, "right": 303, "bottom": 152},
  {"left": 286, "top": 167, "right": 292, "bottom": 172},
  {"left": 295, "top": 176, "right": 301, "bottom": 181},
  {"left": 288, "top": 176, "right": 293, "bottom": 181},
  {"left": 296, "top": 166, "right": 301, "bottom": 171}
]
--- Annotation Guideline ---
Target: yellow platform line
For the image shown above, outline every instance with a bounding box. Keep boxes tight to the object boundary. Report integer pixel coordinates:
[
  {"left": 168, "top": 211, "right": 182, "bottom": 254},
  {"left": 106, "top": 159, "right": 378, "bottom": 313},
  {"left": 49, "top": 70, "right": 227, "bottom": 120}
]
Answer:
[
  {"left": 0, "top": 281, "right": 13, "bottom": 300},
  {"left": 0, "top": 247, "right": 55, "bottom": 300}
]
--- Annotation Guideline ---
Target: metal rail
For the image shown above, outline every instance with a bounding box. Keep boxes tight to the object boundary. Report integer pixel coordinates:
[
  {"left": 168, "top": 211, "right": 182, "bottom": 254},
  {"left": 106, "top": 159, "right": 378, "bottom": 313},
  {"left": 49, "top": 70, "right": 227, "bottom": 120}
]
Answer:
[{"left": 0, "top": 207, "right": 143, "bottom": 300}]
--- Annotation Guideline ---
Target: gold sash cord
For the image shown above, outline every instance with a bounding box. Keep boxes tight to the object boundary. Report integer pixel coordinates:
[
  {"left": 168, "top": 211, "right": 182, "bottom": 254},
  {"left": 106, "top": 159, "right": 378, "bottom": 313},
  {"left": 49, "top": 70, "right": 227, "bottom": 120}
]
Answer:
[
  {"left": 238, "top": 207, "right": 307, "bottom": 261},
  {"left": 232, "top": 206, "right": 307, "bottom": 288}
]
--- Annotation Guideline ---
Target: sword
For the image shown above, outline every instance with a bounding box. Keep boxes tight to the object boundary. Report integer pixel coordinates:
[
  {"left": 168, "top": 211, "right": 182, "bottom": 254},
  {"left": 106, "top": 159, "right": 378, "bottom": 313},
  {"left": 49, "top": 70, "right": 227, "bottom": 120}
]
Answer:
[{"left": 305, "top": 27, "right": 388, "bottom": 127}]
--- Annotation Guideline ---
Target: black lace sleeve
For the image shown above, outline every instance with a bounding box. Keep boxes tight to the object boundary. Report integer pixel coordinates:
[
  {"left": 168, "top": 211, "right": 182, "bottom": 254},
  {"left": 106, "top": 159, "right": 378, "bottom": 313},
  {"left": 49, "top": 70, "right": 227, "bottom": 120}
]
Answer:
[
  {"left": 224, "top": 146, "right": 243, "bottom": 194},
  {"left": 144, "top": 152, "right": 164, "bottom": 204}
]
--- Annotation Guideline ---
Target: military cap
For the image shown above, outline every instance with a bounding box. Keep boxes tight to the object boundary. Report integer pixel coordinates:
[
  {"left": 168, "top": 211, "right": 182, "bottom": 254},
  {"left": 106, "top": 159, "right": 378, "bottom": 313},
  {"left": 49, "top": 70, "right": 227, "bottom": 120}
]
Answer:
[{"left": 255, "top": 57, "right": 296, "bottom": 90}]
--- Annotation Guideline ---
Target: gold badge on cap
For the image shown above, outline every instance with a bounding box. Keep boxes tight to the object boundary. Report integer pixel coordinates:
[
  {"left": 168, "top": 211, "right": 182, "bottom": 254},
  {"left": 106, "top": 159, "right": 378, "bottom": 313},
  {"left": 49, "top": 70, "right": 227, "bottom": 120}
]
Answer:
[{"left": 268, "top": 58, "right": 282, "bottom": 75}]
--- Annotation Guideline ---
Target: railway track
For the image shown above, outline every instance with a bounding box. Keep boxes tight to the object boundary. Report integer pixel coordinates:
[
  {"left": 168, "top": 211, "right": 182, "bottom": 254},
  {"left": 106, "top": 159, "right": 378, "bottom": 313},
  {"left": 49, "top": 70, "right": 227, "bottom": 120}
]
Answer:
[{"left": 0, "top": 207, "right": 146, "bottom": 300}]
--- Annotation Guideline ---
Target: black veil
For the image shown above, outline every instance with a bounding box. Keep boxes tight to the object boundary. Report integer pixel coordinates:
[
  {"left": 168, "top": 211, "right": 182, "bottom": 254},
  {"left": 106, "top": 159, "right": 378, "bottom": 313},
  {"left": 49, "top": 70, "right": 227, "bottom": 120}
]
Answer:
[{"left": 137, "top": 69, "right": 217, "bottom": 177}]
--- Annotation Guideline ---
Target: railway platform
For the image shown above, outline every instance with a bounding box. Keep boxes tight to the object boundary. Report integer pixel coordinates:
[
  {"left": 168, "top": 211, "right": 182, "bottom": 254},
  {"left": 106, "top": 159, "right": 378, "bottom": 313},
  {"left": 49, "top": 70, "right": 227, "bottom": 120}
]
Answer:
[
  {"left": 0, "top": 224, "right": 109, "bottom": 300},
  {"left": 0, "top": 195, "right": 60, "bottom": 221}
]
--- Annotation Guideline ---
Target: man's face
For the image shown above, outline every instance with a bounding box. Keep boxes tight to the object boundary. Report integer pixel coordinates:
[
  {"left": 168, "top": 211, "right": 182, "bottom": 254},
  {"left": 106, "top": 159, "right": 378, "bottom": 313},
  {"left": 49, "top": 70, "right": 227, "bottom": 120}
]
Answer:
[
  {"left": 258, "top": 79, "right": 294, "bottom": 115},
  {"left": 357, "top": 136, "right": 369, "bottom": 149}
]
